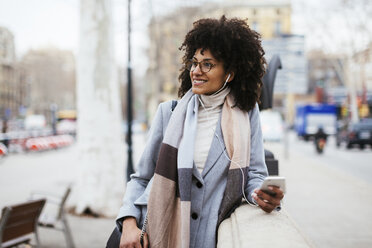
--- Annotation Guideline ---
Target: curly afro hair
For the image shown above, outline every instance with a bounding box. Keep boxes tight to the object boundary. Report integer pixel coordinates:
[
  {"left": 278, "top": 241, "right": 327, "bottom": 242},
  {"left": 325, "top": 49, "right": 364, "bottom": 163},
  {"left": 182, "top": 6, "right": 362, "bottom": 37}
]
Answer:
[{"left": 178, "top": 15, "right": 266, "bottom": 112}]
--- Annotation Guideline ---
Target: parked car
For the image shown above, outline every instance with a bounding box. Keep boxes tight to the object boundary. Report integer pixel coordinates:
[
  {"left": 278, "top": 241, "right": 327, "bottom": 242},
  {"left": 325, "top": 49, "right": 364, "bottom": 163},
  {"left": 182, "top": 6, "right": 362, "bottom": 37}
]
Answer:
[
  {"left": 57, "top": 120, "right": 77, "bottom": 135},
  {"left": 336, "top": 118, "right": 372, "bottom": 149}
]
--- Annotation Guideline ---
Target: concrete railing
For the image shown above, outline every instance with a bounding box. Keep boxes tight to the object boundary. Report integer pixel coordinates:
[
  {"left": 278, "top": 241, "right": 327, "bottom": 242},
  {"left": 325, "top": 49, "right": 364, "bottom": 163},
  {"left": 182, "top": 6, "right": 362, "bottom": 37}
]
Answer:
[{"left": 217, "top": 204, "right": 313, "bottom": 248}]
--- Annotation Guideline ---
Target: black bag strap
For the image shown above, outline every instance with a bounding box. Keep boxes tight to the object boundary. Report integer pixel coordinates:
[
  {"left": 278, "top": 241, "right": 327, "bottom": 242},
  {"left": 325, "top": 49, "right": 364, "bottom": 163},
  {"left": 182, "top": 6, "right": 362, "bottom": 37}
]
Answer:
[{"left": 171, "top": 100, "right": 178, "bottom": 111}]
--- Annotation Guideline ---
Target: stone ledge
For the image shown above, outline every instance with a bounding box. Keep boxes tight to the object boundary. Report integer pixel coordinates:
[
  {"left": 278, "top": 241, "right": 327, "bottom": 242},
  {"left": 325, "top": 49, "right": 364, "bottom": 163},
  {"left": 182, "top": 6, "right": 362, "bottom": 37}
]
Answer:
[{"left": 217, "top": 204, "right": 313, "bottom": 248}]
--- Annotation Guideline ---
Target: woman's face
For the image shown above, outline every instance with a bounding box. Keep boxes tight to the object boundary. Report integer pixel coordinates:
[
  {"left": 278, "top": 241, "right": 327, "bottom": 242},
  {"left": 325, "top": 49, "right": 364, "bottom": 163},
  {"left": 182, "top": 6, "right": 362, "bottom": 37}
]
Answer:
[{"left": 189, "top": 49, "right": 230, "bottom": 95}]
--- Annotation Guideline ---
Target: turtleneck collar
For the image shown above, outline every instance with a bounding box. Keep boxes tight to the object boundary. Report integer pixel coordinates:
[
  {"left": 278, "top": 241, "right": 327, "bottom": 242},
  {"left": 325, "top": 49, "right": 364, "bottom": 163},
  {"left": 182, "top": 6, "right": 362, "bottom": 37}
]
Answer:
[{"left": 199, "top": 86, "right": 230, "bottom": 108}]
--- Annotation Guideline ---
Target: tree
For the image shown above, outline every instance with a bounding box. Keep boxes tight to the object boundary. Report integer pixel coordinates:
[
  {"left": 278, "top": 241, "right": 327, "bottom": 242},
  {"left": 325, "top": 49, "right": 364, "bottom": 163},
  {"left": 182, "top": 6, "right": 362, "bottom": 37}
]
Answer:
[
  {"left": 297, "top": 0, "right": 372, "bottom": 122},
  {"left": 71, "top": 0, "right": 125, "bottom": 217}
]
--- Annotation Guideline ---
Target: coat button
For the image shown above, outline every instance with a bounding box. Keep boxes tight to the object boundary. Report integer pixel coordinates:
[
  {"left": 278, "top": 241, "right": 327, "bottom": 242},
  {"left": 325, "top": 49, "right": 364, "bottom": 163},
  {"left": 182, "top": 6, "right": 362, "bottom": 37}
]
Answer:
[
  {"left": 196, "top": 182, "right": 203, "bottom": 188},
  {"left": 191, "top": 213, "right": 198, "bottom": 220}
]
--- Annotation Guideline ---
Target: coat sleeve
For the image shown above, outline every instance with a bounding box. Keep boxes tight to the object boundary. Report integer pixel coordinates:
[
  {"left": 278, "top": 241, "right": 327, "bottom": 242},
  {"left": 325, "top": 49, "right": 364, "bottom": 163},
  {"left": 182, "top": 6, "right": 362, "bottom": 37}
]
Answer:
[
  {"left": 115, "top": 101, "right": 173, "bottom": 230},
  {"left": 244, "top": 103, "right": 268, "bottom": 203}
]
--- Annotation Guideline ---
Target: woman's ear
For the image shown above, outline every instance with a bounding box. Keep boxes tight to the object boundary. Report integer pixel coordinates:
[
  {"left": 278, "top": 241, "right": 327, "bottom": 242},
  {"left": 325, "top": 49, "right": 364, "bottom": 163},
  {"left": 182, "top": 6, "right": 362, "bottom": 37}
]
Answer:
[{"left": 226, "top": 72, "right": 235, "bottom": 83}]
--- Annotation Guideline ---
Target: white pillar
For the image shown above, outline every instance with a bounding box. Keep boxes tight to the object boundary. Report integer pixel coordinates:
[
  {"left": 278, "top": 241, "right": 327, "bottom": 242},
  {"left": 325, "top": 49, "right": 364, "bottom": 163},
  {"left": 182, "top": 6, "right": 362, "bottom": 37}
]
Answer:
[{"left": 73, "top": 0, "right": 125, "bottom": 217}]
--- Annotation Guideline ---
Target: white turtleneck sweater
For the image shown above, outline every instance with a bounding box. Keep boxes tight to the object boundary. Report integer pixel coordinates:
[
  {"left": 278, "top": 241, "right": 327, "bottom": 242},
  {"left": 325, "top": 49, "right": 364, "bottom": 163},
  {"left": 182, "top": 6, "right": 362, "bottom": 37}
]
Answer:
[{"left": 194, "top": 87, "right": 230, "bottom": 173}]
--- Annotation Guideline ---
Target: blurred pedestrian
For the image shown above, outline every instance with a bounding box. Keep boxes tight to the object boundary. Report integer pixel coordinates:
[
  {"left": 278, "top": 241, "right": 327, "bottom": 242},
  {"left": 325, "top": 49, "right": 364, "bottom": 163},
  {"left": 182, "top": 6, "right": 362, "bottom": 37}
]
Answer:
[
  {"left": 113, "top": 16, "right": 284, "bottom": 248},
  {"left": 314, "top": 126, "right": 328, "bottom": 141},
  {"left": 314, "top": 126, "right": 328, "bottom": 154}
]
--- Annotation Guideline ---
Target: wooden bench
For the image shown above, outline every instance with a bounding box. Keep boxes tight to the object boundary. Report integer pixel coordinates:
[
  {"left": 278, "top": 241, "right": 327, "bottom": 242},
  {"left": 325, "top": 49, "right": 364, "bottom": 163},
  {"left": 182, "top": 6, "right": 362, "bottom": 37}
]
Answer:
[{"left": 0, "top": 199, "right": 46, "bottom": 248}]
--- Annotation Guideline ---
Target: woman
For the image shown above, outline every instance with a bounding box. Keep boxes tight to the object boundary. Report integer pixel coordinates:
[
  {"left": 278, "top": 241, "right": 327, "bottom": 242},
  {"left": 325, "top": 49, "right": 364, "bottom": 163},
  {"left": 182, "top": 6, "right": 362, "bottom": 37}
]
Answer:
[{"left": 116, "top": 16, "right": 284, "bottom": 248}]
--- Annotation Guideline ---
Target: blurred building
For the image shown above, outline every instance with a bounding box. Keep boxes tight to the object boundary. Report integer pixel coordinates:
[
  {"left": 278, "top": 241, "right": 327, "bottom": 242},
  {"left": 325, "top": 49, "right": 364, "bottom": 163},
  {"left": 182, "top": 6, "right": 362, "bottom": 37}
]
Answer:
[
  {"left": 352, "top": 42, "right": 372, "bottom": 92},
  {"left": 146, "top": 7, "right": 198, "bottom": 117},
  {"left": 146, "top": 0, "right": 293, "bottom": 119},
  {"left": 307, "top": 50, "right": 346, "bottom": 92},
  {"left": 306, "top": 49, "right": 347, "bottom": 106},
  {"left": 262, "top": 34, "right": 308, "bottom": 123},
  {"left": 263, "top": 34, "right": 307, "bottom": 94},
  {"left": 0, "top": 26, "right": 27, "bottom": 123},
  {"left": 351, "top": 43, "right": 372, "bottom": 117},
  {"left": 203, "top": 0, "right": 292, "bottom": 39},
  {"left": 20, "top": 47, "right": 76, "bottom": 124}
]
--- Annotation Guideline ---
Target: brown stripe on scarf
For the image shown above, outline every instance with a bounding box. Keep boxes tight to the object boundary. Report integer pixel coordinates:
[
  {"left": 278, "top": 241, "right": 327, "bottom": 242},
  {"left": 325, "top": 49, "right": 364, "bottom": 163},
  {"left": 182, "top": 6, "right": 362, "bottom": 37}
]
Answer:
[
  {"left": 155, "top": 143, "right": 178, "bottom": 182},
  {"left": 217, "top": 167, "right": 248, "bottom": 226}
]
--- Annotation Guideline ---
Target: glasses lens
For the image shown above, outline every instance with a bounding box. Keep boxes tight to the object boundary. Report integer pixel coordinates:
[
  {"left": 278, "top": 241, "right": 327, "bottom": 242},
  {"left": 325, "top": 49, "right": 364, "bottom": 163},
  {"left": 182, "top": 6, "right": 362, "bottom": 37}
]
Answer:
[
  {"left": 200, "top": 62, "right": 211, "bottom": 73},
  {"left": 186, "top": 60, "right": 213, "bottom": 72}
]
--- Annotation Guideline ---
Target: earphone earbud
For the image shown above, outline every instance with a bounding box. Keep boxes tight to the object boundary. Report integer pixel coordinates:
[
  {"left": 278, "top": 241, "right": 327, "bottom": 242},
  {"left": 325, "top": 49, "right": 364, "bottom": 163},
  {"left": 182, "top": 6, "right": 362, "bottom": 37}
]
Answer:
[
  {"left": 211, "top": 73, "right": 232, "bottom": 96},
  {"left": 226, "top": 74, "right": 231, "bottom": 82}
]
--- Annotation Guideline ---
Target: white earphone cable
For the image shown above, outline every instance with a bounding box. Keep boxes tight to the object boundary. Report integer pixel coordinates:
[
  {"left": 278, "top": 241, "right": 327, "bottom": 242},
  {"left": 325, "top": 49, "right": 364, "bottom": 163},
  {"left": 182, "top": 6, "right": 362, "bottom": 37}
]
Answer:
[{"left": 210, "top": 74, "right": 230, "bottom": 96}]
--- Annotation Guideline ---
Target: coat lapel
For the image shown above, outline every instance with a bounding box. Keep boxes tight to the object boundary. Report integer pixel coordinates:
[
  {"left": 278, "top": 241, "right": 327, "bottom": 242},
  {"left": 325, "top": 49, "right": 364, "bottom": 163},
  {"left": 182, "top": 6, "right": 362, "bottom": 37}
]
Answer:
[{"left": 201, "top": 117, "right": 228, "bottom": 178}]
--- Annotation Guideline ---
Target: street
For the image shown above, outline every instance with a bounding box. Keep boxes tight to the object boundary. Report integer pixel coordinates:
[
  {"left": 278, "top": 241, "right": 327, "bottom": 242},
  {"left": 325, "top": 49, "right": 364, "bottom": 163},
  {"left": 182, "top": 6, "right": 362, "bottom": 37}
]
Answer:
[
  {"left": 1, "top": 132, "right": 372, "bottom": 247},
  {"left": 283, "top": 133, "right": 372, "bottom": 184}
]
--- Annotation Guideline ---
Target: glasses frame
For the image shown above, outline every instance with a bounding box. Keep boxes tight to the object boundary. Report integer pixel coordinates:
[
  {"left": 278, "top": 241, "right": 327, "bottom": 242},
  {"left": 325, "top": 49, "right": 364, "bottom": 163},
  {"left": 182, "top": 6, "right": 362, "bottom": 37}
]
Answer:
[{"left": 185, "top": 59, "right": 217, "bottom": 73}]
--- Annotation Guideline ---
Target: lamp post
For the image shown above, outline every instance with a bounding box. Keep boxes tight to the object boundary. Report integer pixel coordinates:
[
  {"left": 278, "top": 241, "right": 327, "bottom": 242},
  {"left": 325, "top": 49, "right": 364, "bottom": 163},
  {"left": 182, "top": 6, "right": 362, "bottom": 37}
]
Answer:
[
  {"left": 126, "top": 0, "right": 134, "bottom": 181},
  {"left": 50, "top": 103, "right": 58, "bottom": 135}
]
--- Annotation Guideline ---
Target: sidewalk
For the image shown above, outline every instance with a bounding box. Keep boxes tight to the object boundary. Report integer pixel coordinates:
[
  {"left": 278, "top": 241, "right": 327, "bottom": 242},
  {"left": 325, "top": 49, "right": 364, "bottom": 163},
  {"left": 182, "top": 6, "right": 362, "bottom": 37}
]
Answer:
[{"left": 0, "top": 145, "right": 118, "bottom": 248}]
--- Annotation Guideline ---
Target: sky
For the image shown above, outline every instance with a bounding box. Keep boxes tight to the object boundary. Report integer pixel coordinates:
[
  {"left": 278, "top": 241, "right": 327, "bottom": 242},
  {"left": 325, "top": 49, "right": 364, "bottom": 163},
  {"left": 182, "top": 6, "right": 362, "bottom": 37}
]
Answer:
[
  {"left": 0, "top": 0, "right": 165, "bottom": 70},
  {"left": 0, "top": 0, "right": 370, "bottom": 75},
  {"left": 0, "top": 0, "right": 79, "bottom": 53}
]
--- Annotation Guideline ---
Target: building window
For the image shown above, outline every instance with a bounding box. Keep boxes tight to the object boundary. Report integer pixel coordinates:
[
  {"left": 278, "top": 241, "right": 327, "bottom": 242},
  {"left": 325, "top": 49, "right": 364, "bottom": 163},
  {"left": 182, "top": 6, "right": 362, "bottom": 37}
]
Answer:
[
  {"left": 253, "top": 9, "right": 257, "bottom": 15},
  {"left": 274, "top": 21, "right": 281, "bottom": 36},
  {"left": 276, "top": 8, "right": 281, "bottom": 15}
]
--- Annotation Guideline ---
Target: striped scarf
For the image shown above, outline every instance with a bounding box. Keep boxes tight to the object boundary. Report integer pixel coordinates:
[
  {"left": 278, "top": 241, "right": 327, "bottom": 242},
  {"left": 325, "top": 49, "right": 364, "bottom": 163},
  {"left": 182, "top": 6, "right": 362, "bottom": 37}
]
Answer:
[{"left": 147, "top": 90, "right": 251, "bottom": 247}]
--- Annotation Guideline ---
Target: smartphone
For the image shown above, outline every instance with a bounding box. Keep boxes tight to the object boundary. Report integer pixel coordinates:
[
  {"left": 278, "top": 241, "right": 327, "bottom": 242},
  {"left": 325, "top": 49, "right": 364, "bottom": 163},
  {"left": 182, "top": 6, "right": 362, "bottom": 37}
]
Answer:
[{"left": 260, "top": 176, "right": 286, "bottom": 196}]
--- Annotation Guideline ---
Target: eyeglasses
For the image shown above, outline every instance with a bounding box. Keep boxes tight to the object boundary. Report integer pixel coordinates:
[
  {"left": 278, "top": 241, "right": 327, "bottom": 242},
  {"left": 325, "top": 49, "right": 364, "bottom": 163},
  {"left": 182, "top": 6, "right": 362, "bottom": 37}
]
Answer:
[{"left": 185, "top": 59, "right": 217, "bottom": 73}]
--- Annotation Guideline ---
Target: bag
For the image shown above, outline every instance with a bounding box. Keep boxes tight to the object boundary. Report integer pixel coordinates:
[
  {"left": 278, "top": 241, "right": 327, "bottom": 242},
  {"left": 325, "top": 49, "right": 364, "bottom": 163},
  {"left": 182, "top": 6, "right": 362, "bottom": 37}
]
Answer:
[{"left": 106, "top": 227, "right": 121, "bottom": 248}]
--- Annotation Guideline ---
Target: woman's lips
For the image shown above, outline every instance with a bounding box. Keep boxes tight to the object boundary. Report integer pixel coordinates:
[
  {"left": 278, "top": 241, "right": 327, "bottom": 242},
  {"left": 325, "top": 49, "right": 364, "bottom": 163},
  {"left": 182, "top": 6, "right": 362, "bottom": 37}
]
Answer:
[{"left": 193, "top": 79, "right": 207, "bottom": 86}]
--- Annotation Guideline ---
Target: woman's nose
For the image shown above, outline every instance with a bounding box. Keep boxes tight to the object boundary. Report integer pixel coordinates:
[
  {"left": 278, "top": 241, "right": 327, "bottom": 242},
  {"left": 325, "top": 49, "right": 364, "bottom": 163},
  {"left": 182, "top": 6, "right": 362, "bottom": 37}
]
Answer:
[{"left": 193, "top": 63, "right": 203, "bottom": 74}]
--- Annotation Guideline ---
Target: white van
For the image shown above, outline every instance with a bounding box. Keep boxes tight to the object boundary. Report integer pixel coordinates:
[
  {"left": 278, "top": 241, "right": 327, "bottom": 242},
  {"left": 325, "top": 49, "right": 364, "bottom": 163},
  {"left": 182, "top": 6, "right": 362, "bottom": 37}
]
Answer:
[
  {"left": 24, "top": 115, "right": 46, "bottom": 130},
  {"left": 259, "top": 110, "right": 284, "bottom": 142}
]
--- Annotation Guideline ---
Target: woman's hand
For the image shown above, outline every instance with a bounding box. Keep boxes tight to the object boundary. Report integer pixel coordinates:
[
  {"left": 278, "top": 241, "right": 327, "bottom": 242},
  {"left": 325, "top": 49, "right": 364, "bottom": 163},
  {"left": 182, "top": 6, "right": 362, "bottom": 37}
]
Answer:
[
  {"left": 120, "top": 217, "right": 148, "bottom": 248},
  {"left": 252, "top": 186, "right": 284, "bottom": 213}
]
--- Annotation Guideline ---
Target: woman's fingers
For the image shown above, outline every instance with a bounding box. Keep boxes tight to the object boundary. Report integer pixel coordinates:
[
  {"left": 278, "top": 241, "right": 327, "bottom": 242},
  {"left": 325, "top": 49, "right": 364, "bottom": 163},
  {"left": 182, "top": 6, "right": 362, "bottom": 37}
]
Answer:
[
  {"left": 268, "top": 186, "right": 284, "bottom": 200},
  {"left": 253, "top": 186, "right": 284, "bottom": 213},
  {"left": 253, "top": 194, "right": 275, "bottom": 213},
  {"left": 258, "top": 187, "right": 283, "bottom": 203},
  {"left": 143, "top": 232, "right": 149, "bottom": 248}
]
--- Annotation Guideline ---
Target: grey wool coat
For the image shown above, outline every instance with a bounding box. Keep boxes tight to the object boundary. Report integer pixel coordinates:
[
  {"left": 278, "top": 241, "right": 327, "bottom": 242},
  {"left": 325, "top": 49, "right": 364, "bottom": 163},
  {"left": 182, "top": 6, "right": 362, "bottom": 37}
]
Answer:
[{"left": 116, "top": 100, "right": 268, "bottom": 248}]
